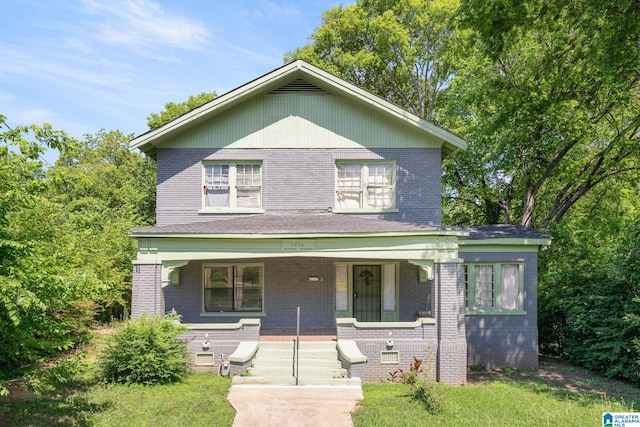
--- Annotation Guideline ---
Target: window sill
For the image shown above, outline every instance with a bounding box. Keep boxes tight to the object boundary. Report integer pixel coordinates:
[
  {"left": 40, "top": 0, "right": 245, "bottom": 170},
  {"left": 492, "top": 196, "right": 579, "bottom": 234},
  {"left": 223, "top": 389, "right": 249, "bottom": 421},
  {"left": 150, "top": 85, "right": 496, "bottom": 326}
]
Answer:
[
  {"left": 333, "top": 208, "right": 399, "bottom": 214},
  {"left": 465, "top": 309, "right": 527, "bottom": 316},
  {"left": 200, "top": 312, "right": 266, "bottom": 317},
  {"left": 199, "top": 208, "right": 265, "bottom": 214}
]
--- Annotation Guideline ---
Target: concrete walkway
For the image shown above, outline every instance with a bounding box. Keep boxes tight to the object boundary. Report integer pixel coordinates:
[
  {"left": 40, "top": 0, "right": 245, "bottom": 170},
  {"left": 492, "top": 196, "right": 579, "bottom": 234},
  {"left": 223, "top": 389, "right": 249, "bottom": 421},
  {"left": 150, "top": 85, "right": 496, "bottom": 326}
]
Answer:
[{"left": 227, "top": 384, "right": 364, "bottom": 427}]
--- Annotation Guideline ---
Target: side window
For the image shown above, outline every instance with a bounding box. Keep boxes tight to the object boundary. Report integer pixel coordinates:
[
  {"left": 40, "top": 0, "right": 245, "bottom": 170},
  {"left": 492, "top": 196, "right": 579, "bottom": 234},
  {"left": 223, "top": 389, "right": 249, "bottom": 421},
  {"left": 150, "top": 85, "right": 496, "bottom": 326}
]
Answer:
[{"left": 464, "top": 263, "right": 524, "bottom": 314}]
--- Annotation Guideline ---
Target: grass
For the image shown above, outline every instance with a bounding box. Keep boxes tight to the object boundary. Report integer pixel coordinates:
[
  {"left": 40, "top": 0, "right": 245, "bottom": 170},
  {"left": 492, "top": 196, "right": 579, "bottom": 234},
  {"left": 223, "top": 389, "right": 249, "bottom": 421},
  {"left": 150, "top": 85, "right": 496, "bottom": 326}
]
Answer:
[
  {"left": 2, "top": 327, "right": 638, "bottom": 426},
  {"left": 0, "top": 326, "right": 236, "bottom": 427},
  {"left": 353, "top": 380, "right": 637, "bottom": 427},
  {"left": 0, "top": 370, "right": 235, "bottom": 427}
]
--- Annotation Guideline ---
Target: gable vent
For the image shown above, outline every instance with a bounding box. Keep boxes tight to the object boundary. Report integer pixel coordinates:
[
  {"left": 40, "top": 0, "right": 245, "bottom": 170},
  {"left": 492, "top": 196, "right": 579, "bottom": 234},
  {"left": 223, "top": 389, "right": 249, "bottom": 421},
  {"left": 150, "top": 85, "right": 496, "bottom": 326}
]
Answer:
[{"left": 270, "top": 78, "right": 329, "bottom": 94}]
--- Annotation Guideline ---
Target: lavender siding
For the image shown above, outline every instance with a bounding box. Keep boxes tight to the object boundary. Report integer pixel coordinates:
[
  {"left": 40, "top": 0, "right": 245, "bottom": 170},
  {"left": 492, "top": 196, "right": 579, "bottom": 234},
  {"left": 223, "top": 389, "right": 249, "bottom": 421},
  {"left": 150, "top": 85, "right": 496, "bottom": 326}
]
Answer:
[
  {"left": 155, "top": 147, "right": 442, "bottom": 226},
  {"left": 460, "top": 251, "right": 539, "bottom": 368}
]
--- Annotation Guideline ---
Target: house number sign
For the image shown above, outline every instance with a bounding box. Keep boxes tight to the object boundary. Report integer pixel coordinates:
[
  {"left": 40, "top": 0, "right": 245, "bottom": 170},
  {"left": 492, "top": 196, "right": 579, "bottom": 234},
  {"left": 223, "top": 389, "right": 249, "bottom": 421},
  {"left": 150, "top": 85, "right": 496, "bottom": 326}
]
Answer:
[{"left": 281, "top": 240, "right": 315, "bottom": 250}]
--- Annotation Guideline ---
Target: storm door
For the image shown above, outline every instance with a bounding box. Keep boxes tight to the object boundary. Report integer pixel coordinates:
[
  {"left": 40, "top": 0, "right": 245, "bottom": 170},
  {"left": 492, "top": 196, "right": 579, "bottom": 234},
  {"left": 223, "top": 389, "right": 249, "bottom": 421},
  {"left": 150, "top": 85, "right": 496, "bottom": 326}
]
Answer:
[{"left": 353, "top": 265, "right": 382, "bottom": 322}]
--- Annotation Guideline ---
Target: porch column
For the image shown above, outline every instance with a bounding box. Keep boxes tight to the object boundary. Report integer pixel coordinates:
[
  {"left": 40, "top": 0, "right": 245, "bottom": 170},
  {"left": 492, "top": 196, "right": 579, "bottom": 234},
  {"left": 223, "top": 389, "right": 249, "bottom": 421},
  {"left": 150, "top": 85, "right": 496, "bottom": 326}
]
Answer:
[
  {"left": 435, "top": 262, "right": 467, "bottom": 385},
  {"left": 131, "top": 264, "right": 164, "bottom": 319}
]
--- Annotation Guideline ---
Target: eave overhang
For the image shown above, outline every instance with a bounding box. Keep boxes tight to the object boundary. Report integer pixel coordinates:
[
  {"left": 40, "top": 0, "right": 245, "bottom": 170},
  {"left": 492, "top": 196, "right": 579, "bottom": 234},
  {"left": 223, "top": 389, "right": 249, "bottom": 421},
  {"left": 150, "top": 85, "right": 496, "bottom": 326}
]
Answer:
[{"left": 130, "top": 60, "right": 467, "bottom": 157}]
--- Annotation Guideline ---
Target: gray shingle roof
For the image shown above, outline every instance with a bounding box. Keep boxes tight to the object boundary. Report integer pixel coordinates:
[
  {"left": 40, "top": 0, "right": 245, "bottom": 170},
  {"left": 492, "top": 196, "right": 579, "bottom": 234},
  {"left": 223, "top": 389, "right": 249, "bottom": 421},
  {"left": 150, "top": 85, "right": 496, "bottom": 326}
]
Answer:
[
  {"left": 131, "top": 213, "right": 449, "bottom": 235},
  {"left": 131, "top": 213, "right": 550, "bottom": 242},
  {"left": 460, "top": 224, "right": 551, "bottom": 240}
]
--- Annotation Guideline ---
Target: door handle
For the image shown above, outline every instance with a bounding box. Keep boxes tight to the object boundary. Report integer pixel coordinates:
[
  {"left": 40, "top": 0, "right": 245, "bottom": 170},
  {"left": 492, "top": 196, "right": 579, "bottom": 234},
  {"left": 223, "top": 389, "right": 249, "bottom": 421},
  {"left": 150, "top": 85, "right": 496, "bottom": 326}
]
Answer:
[{"left": 353, "top": 293, "right": 358, "bottom": 299}]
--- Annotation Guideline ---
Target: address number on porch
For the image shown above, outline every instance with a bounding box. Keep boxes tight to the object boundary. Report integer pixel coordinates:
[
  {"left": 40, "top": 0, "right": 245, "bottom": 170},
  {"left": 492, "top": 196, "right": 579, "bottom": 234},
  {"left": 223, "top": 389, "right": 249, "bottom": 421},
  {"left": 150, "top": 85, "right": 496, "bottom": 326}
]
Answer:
[{"left": 281, "top": 240, "right": 316, "bottom": 250}]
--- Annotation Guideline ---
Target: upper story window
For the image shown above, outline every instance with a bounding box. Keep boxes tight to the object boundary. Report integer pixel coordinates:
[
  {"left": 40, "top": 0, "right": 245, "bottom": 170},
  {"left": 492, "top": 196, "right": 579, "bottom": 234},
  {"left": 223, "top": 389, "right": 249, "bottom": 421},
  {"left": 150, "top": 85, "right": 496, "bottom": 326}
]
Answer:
[
  {"left": 335, "top": 161, "right": 397, "bottom": 212},
  {"left": 202, "top": 162, "right": 262, "bottom": 212},
  {"left": 463, "top": 263, "right": 525, "bottom": 315}
]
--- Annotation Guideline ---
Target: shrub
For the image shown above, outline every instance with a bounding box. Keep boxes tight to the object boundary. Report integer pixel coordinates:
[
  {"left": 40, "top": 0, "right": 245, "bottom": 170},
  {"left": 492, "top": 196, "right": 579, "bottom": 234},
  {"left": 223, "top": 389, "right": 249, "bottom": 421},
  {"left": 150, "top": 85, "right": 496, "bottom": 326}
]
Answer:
[
  {"left": 409, "top": 380, "right": 443, "bottom": 414},
  {"left": 99, "top": 315, "right": 188, "bottom": 385}
]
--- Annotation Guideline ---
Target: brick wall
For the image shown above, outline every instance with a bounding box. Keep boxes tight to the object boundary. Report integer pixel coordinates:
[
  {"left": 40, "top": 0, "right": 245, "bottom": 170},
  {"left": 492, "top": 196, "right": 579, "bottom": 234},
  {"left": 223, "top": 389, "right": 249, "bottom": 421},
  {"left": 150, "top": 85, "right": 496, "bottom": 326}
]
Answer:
[
  {"left": 460, "top": 252, "right": 539, "bottom": 368},
  {"left": 155, "top": 147, "right": 442, "bottom": 226}
]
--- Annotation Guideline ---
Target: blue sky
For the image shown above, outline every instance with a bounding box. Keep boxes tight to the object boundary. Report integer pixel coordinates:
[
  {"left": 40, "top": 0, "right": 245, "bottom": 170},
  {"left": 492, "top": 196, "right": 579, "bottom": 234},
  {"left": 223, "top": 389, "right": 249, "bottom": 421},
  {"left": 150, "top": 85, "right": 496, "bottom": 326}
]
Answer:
[{"left": 1, "top": 0, "right": 351, "bottom": 142}]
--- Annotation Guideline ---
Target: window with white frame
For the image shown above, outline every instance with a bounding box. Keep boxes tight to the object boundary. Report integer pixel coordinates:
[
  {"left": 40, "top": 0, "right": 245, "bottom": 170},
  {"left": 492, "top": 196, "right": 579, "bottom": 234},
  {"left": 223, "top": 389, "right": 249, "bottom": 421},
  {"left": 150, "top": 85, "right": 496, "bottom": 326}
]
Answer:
[
  {"left": 203, "top": 264, "right": 263, "bottom": 312},
  {"left": 203, "top": 162, "right": 262, "bottom": 209},
  {"left": 463, "top": 263, "right": 524, "bottom": 313},
  {"left": 335, "top": 161, "right": 395, "bottom": 211}
]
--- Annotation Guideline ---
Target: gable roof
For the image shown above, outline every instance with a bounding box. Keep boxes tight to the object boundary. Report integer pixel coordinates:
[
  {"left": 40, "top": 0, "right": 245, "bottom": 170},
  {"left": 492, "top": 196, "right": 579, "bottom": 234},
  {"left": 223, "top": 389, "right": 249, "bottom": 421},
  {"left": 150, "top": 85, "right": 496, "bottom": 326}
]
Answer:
[{"left": 130, "top": 60, "right": 467, "bottom": 156}]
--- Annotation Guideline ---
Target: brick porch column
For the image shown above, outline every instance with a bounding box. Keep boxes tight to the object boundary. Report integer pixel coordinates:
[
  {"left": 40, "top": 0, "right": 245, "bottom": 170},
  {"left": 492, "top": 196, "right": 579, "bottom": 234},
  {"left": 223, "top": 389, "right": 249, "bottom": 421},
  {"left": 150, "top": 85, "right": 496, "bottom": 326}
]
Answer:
[
  {"left": 435, "top": 262, "right": 467, "bottom": 384},
  {"left": 131, "top": 264, "right": 164, "bottom": 319}
]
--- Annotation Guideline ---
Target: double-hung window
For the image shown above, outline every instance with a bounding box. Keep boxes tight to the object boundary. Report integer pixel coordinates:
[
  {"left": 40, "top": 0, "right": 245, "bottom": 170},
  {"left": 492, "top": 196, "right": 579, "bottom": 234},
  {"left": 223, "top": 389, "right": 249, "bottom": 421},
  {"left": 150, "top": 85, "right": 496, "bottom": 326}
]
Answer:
[
  {"left": 203, "top": 264, "right": 263, "bottom": 313},
  {"left": 463, "top": 263, "right": 524, "bottom": 314},
  {"left": 203, "top": 162, "right": 262, "bottom": 211},
  {"left": 335, "top": 161, "right": 396, "bottom": 211}
]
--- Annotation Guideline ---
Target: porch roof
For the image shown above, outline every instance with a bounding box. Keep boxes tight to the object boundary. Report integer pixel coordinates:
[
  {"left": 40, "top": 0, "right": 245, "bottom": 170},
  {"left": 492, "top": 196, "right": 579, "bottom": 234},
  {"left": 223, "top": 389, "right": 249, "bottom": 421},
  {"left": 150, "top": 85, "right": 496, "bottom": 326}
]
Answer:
[{"left": 131, "top": 213, "right": 466, "bottom": 238}]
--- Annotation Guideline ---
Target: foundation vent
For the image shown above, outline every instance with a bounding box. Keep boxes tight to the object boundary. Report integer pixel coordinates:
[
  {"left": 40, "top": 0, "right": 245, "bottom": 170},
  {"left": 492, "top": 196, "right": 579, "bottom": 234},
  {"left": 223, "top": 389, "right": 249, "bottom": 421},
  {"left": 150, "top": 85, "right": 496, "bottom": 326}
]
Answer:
[
  {"left": 195, "top": 353, "right": 215, "bottom": 366},
  {"left": 380, "top": 350, "right": 400, "bottom": 364}
]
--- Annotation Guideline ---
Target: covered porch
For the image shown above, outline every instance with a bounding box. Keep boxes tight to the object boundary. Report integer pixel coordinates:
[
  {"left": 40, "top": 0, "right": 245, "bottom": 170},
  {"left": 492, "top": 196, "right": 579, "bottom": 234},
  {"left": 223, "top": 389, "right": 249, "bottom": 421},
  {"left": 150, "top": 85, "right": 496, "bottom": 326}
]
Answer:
[{"left": 130, "top": 213, "right": 469, "bottom": 384}]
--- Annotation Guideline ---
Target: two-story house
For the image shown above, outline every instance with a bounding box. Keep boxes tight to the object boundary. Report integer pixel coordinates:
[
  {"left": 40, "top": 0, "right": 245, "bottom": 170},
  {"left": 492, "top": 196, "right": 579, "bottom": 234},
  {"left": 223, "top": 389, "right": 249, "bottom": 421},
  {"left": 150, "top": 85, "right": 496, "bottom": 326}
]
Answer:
[{"left": 129, "top": 60, "right": 550, "bottom": 385}]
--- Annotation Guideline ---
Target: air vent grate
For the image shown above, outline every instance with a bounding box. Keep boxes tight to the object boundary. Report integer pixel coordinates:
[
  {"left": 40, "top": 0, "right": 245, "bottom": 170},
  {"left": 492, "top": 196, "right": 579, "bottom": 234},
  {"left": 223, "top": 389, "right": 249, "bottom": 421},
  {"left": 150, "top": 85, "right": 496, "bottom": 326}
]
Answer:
[
  {"left": 271, "top": 78, "right": 329, "bottom": 94},
  {"left": 380, "top": 351, "right": 400, "bottom": 364}
]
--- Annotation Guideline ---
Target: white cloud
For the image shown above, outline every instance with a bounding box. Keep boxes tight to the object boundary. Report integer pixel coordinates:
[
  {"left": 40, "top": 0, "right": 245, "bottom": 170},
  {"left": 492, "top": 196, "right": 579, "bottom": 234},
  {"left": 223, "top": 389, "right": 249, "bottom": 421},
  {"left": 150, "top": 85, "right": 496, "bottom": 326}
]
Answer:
[{"left": 79, "top": 0, "right": 210, "bottom": 54}]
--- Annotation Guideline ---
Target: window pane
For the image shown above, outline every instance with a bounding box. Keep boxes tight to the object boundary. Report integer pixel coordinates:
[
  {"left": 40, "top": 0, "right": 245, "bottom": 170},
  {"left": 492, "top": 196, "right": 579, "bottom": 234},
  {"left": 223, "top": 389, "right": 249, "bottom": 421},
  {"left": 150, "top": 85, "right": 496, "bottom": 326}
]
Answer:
[
  {"left": 237, "top": 188, "right": 261, "bottom": 207},
  {"left": 335, "top": 265, "right": 348, "bottom": 311},
  {"left": 501, "top": 264, "right": 520, "bottom": 310},
  {"left": 474, "top": 265, "right": 494, "bottom": 308},
  {"left": 234, "top": 266, "right": 262, "bottom": 311},
  {"left": 337, "top": 191, "right": 361, "bottom": 208},
  {"left": 383, "top": 264, "right": 396, "bottom": 311},
  {"left": 368, "top": 164, "right": 392, "bottom": 186},
  {"left": 204, "top": 266, "right": 232, "bottom": 311},
  {"left": 367, "top": 187, "right": 393, "bottom": 208},
  {"left": 204, "top": 164, "right": 229, "bottom": 207},
  {"left": 205, "top": 188, "right": 229, "bottom": 207},
  {"left": 337, "top": 164, "right": 361, "bottom": 189},
  {"left": 237, "top": 164, "right": 261, "bottom": 186}
]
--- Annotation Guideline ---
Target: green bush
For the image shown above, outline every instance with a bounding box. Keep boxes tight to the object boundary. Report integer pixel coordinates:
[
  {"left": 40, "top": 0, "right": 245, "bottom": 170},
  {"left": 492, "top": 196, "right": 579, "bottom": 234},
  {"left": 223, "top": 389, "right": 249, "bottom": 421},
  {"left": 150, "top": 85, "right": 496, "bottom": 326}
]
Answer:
[
  {"left": 409, "top": 380, "right": 444, "bottom": 414},
  {"left": 99, "top": 315, "right": 188, "bottom": 385}
]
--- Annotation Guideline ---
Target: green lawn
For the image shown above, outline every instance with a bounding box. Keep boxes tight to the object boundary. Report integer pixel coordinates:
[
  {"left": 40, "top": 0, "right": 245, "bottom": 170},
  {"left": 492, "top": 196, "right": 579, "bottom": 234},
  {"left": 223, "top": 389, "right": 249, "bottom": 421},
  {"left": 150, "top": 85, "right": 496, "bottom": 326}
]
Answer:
[
  {"left": 0, "top": 373, "right": 235, "bottom": 427},
  {"left": 2, "top": 336, "right": 638, "bottom": 427},
  {"left": 353, "top": 380, "right": 636, "bottom": 427}
]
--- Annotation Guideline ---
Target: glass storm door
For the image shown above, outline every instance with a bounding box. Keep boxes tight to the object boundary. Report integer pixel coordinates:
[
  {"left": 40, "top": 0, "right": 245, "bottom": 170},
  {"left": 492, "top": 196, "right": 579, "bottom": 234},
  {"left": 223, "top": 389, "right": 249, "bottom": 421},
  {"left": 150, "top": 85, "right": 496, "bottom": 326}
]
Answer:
[{"left": 353, "top": 265, "right": 381, "bottom": 322}]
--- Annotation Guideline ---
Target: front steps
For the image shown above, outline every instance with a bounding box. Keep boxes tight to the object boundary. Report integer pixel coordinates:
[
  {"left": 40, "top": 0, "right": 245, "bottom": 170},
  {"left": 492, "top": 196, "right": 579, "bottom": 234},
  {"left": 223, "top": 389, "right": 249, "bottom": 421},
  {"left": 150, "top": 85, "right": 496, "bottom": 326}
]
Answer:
[{"left": 233, "top": 341, "right": 361, "bottom": 386}]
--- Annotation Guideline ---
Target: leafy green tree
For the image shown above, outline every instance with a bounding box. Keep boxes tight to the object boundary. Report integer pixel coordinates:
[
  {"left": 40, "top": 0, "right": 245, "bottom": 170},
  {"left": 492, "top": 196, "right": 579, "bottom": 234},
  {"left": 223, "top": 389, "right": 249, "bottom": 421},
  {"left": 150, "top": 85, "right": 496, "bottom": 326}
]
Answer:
[
  {"left": 442, "top": 0, "right": 640, "bottom": 227},
  {"left": 47, "top": 130, "right": 156, "bottom": 319},
  {"left": 287, "top": 0, "right": 465, "bottom": 121},
  {"left": 0, "top": 115, "right": 95, "bottom": 369},
  {"left": 146, "top": 92, "right": 217, "bottom": 129}
]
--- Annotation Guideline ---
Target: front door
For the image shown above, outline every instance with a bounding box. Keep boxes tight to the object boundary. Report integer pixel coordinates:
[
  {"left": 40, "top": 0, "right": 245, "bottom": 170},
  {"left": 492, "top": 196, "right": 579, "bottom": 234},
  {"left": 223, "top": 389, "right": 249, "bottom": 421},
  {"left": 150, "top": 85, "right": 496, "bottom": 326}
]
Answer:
[{"left": 353, "top": 265, "right": 381, "bottom": 322}]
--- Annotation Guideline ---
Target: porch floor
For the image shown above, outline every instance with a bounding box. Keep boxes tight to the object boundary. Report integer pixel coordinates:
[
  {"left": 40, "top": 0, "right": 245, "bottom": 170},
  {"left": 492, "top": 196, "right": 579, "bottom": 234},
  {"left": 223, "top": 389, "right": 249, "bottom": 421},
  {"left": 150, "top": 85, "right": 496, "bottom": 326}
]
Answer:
[{"left": 260, "top": 328, "right": 337, "bottom": 342}]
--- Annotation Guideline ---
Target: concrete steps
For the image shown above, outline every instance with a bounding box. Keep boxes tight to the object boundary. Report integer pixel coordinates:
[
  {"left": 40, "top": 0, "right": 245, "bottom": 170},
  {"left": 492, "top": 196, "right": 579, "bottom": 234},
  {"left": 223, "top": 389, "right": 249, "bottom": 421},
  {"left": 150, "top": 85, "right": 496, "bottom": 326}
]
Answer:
[{"left": 233, "top": 341, "right": 361, "bottom": 386}]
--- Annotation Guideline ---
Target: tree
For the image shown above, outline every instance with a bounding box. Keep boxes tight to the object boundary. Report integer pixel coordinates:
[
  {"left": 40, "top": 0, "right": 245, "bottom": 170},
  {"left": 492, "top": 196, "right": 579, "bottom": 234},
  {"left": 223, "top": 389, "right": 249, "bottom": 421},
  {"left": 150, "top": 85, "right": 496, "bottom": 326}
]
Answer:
[
  {"left": 146, "top": 92, "right": 217, "bottom": 129},
  {"left": 286, "top": 0, "right": 465, "bottom": 121},
  {"left": 47, "top": 130, "right": 156, "bottom": 319},
  {"left": 441, "top": 0, "right": 640, "bottom": 227}
]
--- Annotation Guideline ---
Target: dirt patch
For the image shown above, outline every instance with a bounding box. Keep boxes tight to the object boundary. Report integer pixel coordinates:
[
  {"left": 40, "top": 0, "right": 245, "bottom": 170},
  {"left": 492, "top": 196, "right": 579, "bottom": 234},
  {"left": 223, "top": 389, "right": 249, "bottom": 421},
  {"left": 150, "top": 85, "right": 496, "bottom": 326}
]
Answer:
[{"left": 468, "top": 355, "right": 640, "bottom": 404}]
